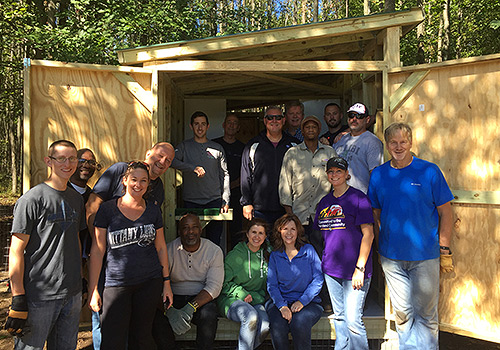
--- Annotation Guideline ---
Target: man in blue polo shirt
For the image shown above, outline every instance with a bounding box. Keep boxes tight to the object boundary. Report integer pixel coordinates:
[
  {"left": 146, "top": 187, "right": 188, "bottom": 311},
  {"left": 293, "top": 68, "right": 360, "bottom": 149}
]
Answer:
[{"left": 368, "top": 122, "right": 454, "bottom": 349}]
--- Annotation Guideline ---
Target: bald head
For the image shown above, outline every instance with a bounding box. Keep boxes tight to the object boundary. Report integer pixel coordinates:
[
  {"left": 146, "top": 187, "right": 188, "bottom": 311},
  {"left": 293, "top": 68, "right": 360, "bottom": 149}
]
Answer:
[{"left": 145, "top": 142, "right": 175, "bottom": 180}]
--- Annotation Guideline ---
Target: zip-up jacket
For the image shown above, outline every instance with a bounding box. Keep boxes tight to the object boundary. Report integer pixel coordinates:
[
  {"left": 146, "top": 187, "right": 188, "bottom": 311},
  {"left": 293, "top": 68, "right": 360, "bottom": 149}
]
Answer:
[
  {"left": 240, "top": 131, "right": 298, "bottom": 212},
  {"left": 217, "top": 241, "right": 269, "bottom": 317}
]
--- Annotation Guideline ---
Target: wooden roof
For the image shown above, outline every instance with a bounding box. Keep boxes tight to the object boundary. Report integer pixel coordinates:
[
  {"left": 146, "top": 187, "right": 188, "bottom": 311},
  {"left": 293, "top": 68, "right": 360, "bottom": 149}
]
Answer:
[{"left": 117, "top": 8, "right": 423, "bottom": 110}]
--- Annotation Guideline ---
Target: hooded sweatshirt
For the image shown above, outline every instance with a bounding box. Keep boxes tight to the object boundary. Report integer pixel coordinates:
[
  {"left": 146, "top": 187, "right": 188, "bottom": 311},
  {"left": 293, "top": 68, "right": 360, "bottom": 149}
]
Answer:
[{"left": 217, "top": 241, "right": 269, "bottom": 317}]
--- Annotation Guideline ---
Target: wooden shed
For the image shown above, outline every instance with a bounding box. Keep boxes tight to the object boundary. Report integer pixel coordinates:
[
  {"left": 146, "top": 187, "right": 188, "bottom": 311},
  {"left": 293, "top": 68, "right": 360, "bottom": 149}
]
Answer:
[{"left": 23, "top": 7, "right": 500, "bottom": 344}]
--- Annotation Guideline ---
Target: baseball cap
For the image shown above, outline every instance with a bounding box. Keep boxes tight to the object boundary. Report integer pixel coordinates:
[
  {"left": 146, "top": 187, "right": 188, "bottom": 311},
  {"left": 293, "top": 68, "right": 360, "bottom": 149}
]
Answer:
[
  {"left": 347, "top": 103, "right": 368, "bottom": 116},
  {"left": 301, "top": 115, "right": 321, "bottom": 130},
  {"left": 326, "top": 157, "right": 348, "bottom": 171}
]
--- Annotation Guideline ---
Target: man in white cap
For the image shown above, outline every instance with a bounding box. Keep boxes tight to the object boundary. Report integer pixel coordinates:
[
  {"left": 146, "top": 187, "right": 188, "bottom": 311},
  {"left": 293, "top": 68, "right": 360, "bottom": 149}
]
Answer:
[{"left": 334, "top": 103, "right": 383, "bottom": 194}]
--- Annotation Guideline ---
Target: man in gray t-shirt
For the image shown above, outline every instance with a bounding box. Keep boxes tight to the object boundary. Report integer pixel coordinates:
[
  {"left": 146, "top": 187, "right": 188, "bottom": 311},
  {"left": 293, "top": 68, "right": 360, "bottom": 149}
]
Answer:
[
  {"left": 6, "top": 140, "right": 86, "bottom": 349},
  {"left": 334, "top": 103, "right": 384, "bottom": 194}
]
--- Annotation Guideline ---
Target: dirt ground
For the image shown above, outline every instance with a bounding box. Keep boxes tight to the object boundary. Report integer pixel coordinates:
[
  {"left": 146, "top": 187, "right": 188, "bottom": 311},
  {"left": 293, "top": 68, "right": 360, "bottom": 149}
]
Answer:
[{"left": 0, "top": 270, "right": 498, "bottom": 350}]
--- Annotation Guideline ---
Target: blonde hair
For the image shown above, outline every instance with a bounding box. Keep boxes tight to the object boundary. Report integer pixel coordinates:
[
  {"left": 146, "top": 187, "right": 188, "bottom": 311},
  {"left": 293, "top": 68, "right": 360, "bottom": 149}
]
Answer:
[{"left": 384, "top": 123, "right": 412, "bottom": 143}]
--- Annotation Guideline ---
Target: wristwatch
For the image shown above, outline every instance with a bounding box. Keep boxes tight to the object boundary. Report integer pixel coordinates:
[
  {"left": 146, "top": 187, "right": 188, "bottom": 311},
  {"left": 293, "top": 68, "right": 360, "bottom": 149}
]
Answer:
[{"left": 355, "top": 266, "right": 365, "bottom": 273}]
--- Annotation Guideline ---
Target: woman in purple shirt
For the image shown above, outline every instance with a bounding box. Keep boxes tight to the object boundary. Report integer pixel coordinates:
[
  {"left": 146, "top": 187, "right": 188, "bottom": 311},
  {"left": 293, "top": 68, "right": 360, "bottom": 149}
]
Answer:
[{"left": 313, "top": 157, "right": 374, "bottom": 350}]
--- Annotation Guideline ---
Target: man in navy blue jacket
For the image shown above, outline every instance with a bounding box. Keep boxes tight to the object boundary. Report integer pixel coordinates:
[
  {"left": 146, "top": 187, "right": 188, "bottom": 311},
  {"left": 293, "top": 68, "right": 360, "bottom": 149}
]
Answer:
[{"left": 240, "top": 106, "right": 299, "bottom": 226}]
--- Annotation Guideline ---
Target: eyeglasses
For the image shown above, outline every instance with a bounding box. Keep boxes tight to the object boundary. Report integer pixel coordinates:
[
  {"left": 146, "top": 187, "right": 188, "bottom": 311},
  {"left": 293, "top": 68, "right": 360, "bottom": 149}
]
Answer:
[
  {"left": 49, "top": 156, "right": 78, "bottom": 163},
  {"left": 347, "top": 112, "right": 367, "bottom": 120},
  {"left": 265, "top": 114, "right": 284, "bottom": 121},
  {"left": 79, "top": 158, "right": 102, "bottom": 170}
]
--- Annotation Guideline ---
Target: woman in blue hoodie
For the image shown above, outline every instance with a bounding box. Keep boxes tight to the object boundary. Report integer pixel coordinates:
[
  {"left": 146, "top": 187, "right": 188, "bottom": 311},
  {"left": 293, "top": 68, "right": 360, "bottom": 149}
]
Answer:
[
  {"left": 217, "top": 218, "right": 271, "bottom": 350},
  {"left": 266, "top": 214, "right": 324, "bottom": 350}
]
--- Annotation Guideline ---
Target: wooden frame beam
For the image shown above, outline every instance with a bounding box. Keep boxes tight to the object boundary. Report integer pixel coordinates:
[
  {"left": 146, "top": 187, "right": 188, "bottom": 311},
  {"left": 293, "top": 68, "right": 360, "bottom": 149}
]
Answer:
[
  {"left": 389, "top": 70, "right": 429, "bottom": 112},
  {"left": 149, "top": 60, "right": 387, "bottom": 73},
  {"left": 112, "top": 72, "right": 153, "bottom": 113},
  {"left": 118, "top": 8, "right": 423, "bottom": 65},
  {"left": 240, "top": 72, "right": 338, "bottom": 93}
]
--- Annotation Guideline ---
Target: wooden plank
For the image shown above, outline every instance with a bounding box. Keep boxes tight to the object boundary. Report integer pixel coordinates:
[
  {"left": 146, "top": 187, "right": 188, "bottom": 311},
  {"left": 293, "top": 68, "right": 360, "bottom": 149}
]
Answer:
[
  {"left": 28, "top": 65, "right": 153, "bottom": 187},
  {"left": 440, "top": 323, "right": 500, "bottom": 344},
  {"left": 389, "top": 70, "right": 430, "bottom": 112},
  {"left": 117, "top": 8, "right": 423, "bottom": 64},
  {"left": 451, "top": 190, "right": 500, "bottom": 205},
  {"left": 23, "top": 58, "right": 32, "bottom": 193},
  {"left": 30, "top": 59, "right": 152, "bottom": 73},
  {"left": 389, "top": 52, "right": 500, "bottom": 73},
  {"left": 185, "top": 94, "right": 339, "bottom": 100},
  {"left": 240, "top": 72, "right": 338, "bottom": 93},
  {"left": 383, "top": 27, "right": 401, "bottom": 69},
  {"left": 112, "top": 72, "right": 153, "bottom": 113},
  {"left": 150, "top": 60, "right": 387, "bottom": 73}
]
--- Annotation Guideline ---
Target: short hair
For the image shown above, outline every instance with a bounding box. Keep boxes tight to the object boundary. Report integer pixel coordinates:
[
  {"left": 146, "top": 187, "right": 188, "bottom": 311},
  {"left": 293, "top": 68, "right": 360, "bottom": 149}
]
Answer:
[
  {"left": 324, "top": 102, "right": 341, "bottom": 113},
  {"left": 77, "top": 148, "right": 95, "bottom": 159},
  {"left": 48, "top": 140, "right": 77, "bottom": 156},
  {"left": 285, "top": 101, "right": 304, "bottom": 115},
  {"left": 190, "top": 111, "right": 209, "bottom": 125},
  {"left": 384, "top": 123, "right": 413, "bottom": 143},
  {"left": 225, "top": 113, "right": 238, "bottom": 121},
  {"left": 178, "top": 213, "right": 201, "bottom": 231},
  {"left": 264, "top": 105, "right": 282, "bottom": 115},
  {"left": 271, "top": 214, "right": 308, "bottom": 252}
]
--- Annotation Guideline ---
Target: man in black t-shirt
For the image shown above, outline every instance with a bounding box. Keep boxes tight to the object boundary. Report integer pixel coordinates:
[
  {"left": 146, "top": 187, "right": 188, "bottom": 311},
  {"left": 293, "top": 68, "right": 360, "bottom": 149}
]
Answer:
[
  {"left": 213, "top": 113, "right": 245, "bottom": 246},
  {"left": 319, "top": 102, "right": 349, "bottom": 146}
]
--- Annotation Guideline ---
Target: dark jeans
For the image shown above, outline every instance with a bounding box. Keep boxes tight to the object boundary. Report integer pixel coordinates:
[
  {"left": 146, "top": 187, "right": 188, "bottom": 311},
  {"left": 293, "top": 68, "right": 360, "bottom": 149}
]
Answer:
[
  {"left": 184, "top": 199, "right": 223, "bottom": 246},
  {"left": 254, "top": 209, "right": 285, "bottom": 229},
  {"left": 266, "top": 301, "right": 323, "bottom": 350},
  {"left": 152, "top": 295, "right": 219, "bottom": 350},
  {"left": 100, "top": 278, "right": 162, "bottom": 350}
]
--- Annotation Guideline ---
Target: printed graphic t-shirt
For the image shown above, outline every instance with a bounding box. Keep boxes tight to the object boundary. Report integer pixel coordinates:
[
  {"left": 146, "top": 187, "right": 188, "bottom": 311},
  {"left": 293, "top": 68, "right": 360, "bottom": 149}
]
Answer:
[{"left": 94, "top": 199, "right": 163, "bottom": 287}]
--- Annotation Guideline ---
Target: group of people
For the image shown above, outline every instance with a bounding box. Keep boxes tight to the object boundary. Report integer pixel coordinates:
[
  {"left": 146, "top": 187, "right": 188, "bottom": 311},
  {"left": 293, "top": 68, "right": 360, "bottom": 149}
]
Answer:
[{"left": 5, "top": 100, "right": 455, "bottom": 350}]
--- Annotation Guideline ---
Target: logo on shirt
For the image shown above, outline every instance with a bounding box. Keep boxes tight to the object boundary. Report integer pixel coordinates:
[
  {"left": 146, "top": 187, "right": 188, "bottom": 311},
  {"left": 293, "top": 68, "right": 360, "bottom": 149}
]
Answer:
[
  {"left": 206, "top": 148, "right": 219, "bottom": 160},
  {"left": 47, "top": 200, "right": 79, "bottom": 232},
  {"left": 108, "top": 224, "right": 156, "bottom": 249},
  {"left": 319, "top": 204, "right": 344, "bottom": 219}
]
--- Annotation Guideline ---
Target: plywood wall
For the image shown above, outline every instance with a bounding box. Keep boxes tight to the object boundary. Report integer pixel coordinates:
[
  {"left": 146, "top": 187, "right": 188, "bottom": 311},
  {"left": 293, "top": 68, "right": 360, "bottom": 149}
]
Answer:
[
  {"left": 28, "top": 65, "right": 153, "bottom": 187},
  {"left": 388, "top": 59, "right": 500, "bottom": 342}
]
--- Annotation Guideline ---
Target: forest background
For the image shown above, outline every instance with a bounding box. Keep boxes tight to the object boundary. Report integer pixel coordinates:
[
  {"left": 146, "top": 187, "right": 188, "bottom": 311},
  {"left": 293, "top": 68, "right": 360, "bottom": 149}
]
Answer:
[{"left": 1, "top": 0, "right": 499, "bottom": 195}]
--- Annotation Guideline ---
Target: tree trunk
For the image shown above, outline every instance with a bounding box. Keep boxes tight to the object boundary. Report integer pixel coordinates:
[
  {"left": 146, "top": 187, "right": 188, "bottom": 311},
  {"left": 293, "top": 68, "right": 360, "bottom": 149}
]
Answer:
[
  {"left": 416, "top": 0, "right": 425, "bottom": 64},
  {"left": 385, "top": 0, "right": 395, "bottom": 12},
  {"left": 442, "top": 0, "right": 450, "bottom": 61},
  {"left": 364, "top": 0, "right": 370, "bottom": 15},
  {"left": 312, "top": 0, "right": 318, "bottom": 22}
]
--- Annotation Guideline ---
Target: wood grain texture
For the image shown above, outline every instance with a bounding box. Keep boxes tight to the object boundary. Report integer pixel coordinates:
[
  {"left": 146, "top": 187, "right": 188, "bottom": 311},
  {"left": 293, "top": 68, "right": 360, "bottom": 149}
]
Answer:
[
  {"left": 388, "top": 58, "right": 500, "bottom": 342},
  {"left": 29, "top": 65, "right": 152, "bottom": 188}
]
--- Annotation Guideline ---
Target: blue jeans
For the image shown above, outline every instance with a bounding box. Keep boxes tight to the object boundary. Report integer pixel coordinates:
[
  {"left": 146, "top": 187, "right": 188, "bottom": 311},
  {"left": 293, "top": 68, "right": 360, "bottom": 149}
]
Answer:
[
  {"left": 380, "top": 256, "right": 440, "bottom": 350},
  {"left": 266, "top": 300, "right": 323, "bottom": 350},
  {"left": 324, "top": 274, "right": 371, "bottom": 350},
  {"left": 226, "top": 300, "right": 269, "bottom": 350},
  {"left": 91, "top": 310, "right": 101, "bottom": 350},
  {"left": 15, "top": 292, "right": 81, "bottom": 350}
]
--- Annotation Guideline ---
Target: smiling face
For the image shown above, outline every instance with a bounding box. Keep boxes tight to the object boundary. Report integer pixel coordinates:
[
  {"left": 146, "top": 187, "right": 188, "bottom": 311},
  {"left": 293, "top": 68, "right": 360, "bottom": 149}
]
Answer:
[
  {"left": 71, "top": 150, "right": 96, "bottom": 185},
  {"left": 122, "top": 167, "right": 149, "bottom": 199},
  {"left": 387, "top": 129, "right": 413, "bottom": 164},
  {"left": 45, "top": 145, "right": 78, "bottom": 182},
  {"left": 144, "top": 143, "right": 174, "bottom": 180},
  {"left": 263, "top": 108, "right": 286, "bottom": 134},
  {"left": 246, "top": 224, "right": 267, "bottom": 252},
  {"left": 190, "top": 116, "right": 209, "bottom": 141},
  {"left": 285, "top": 105, "right": 304, "bottom": 129},
  {"left": 179, "top": 214, "right": 202, "bottom": 252},
  {"left": 280, "top": 220, "right": 298, "bottom": 248},
  {"left": 327, "top": 167, "right": 349, "bottom": 188}
]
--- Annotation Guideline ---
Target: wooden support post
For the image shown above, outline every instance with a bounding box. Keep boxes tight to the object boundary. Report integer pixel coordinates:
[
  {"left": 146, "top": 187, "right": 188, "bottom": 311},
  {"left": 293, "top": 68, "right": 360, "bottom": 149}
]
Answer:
[
  {"left": 383, "top": 27, "right": 401, "bottom": 69},
  {"left": 23, "top": 58, "right": 31, "bottom": 194}
]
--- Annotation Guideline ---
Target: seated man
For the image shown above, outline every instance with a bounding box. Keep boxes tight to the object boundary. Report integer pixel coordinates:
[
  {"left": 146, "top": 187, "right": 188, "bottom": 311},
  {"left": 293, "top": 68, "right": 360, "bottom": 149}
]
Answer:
[{"left": 153, "top": 213, "right": 224, "bottom": 350}]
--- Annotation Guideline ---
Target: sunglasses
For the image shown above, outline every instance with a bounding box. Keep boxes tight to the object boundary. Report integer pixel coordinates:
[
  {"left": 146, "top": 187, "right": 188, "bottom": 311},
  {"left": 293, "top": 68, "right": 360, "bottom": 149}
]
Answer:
[
  {"left": 347, "top": 112, "right": 367, "bottom": 120},
  {"left": 79, "top": 158, "right": 103, "bottom": 171},
  {"left": 265, "top": 114, "right": 284, "bottom": 121}
]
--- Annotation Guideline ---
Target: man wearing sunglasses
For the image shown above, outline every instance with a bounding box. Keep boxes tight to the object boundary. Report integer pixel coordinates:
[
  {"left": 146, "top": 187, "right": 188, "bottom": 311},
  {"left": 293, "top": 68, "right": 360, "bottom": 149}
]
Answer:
[
  {"left": 240, "top": 106, "right": 299, "bottom": 226},
  {"left": 334, "top": 103, "right": 383, "bottom": 194}
]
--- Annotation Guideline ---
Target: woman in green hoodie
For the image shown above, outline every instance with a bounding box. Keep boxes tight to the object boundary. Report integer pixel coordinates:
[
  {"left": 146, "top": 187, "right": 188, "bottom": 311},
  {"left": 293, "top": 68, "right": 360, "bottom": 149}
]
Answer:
[{"left": 217, "top": 218, "right": 271, "bottom": 350}]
